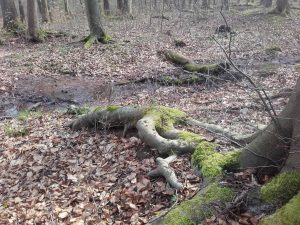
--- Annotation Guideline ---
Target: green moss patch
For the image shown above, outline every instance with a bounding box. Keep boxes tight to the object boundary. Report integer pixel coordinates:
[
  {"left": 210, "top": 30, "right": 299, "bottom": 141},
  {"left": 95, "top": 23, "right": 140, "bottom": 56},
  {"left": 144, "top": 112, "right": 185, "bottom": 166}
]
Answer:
[
  {"left": 192, "top": 142, "right": 241, "bottom": 178},
  {"left": 164, "top": 183, "right": 235, "bottom": 225},
  {"left": 145, "top": 106, "right": 186, "bottom": 132},
  {"left": 260, "top": 191, "right": 300, "bottom": 225},
  {"left": 106, "top": 105, "right": 120, "bottom": 112},
  {"left": 18, "top": 110, "right": 42, "bottom": 121},
  {"left": 4, "top": 124, "right": 28, "bottom": 137},
  {"left": 162, "top": 50, "right": 192, "bottom": 66},
  {"left": 184, "top": 63, "right": 223, "bottom": 74},
  {"left": 261, "top": 171, "right": 300, "bottom": 206},
  {"left": 178, "top": 131, "right": 203, "bottom": 144}
]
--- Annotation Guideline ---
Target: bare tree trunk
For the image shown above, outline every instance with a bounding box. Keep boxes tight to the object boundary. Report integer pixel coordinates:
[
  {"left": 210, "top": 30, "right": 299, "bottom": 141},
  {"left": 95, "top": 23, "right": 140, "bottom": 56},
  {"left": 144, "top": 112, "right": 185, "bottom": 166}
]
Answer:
[
  {"left": 18, "top": 0, "right": 25, "bottom": 22},
  {"left": 0, "top": 0, "right": 18, "bottom": 30},
  {"left": 103, "top": 0, "right": 110, "bottom": 15},
  {"left": 84, "top": 0, "right": 107, "bottom": 43},
  {"left": 222, "top": 0, "right": 229, "bottom": 10},
  {"left": 202, "top": 0, "right": 208, "bottom": 8},
  {"left": 181, "top": 0, "right": 186, "bottom": 9},
  {"left": 260, "top": 0, "right": 272, "bottom": 7},
  {"left": 27, "top": 0, "right": 39, "bottom": 41},
  {"left": 117, "top": 0, "right": 124, "bottom": 12},
  {"left": 37, "top": 0, "right": 50, "bottom": 23},
  {"left": 123, "top": 0, "right": 133, "bottom": 16},
  {"left": 188, "top": 0, "right": 193, "bottom": 9},
  {"left": 64, "top": 0, "right": 72, "bottom": 16},
  {"left": 241, "top": 76, "right": 300, "bottom": 174},
  {"left": 274, "top": 0, "right": 289, "bottom": 13}
]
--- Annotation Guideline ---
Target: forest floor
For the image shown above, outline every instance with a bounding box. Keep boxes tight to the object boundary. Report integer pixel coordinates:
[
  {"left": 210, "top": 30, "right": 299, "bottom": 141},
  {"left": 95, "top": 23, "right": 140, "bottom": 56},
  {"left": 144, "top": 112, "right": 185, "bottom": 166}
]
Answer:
[{"left": 0, "top": 3, "right": 300, "bottom": 225}]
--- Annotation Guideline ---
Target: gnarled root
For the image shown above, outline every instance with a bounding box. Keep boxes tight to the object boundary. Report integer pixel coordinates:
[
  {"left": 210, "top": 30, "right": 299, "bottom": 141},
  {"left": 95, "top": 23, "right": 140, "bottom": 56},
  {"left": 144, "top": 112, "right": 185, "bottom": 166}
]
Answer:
[
  {"left": 148, "top": 155, "right": 183, "bottom": 190},
  {"left": 137, "top": 115, "right": 196, "bottom": 155},
  {"left": 70, "top": 106, "right": 201, "bottom": 187}
]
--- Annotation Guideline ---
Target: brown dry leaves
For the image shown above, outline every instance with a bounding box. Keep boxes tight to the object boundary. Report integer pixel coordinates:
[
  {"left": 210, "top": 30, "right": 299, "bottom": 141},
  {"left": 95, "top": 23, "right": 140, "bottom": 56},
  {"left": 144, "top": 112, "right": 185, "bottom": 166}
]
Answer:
[{"left": 0, "top": 113, "right": 199, "bottom": 224}]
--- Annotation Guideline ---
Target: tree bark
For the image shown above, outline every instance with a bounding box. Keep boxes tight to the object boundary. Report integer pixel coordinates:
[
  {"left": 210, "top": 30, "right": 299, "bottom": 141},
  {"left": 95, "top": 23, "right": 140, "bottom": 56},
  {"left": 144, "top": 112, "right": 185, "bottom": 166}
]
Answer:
[
  {"left": 84, "top": 0, "right": 106, "bottom": 43},
  {"left": 274, "top": 0, "right": 290, "bottom": 13},
  {"left": 37, "top": 0, "right": 50, "bottom": 23},
  {"left": 103, "top": 0, "right": 110, "bottom": 15},
  {"left": 27, "top": 0, "right": 39, "bottom": 41},
  {"left": 261, "top": 0, "right": 272, "bottom": 7},
  {"left": 222, "top": 0, "right": 229, "bottom": 10},
  {"left": 240, "top": 76, "right": 300, "bottom": 174},
  {"left": 18, "top": 0, "right": 25, "bottom": 22},
  {"left": 123, "top": 0, "right": 133, "bottom": 16},
  {"left": 202, "top": 0, "right": 209, "bottom": 8},
  {"left": 117, "top": 0, "right": 124, "bottom": 12},
  {"left": 63, "top": 0, "right": 71, "bottom": 16},
  {"left": 0, "top": 0, "right": 18, "bottom": 30}
]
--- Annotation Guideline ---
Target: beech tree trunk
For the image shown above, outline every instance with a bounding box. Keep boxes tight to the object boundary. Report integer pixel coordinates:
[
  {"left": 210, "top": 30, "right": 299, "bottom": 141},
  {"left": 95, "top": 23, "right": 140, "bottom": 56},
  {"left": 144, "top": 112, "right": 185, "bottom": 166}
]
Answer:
[
  {"left": 202, "top": 0, "right": 209, "bottom": 8},
  {"left": 84, "top": 0, "right": 106, "bottom": 42},
  {"left": 18, "top": 0, "right": 25, "bottom": 22},
  {"left": 241, "top": 76, "right": 300, "bottom": 174},
  {"left": 37, "top": 0, "right": 50, "bottom": 23},
  {"left": 117, "top": 0, "right": 124, "bottom": 12},
  {"left": 274, "top": 0, "right": 289, "bottom": 13},
  {"left": 261, "top": 0, "right": 272, "bottom": 7},
  {"left": 222, "top": 0, "right": 229, "bottom": 10},
  {"left": 64, "top": 0, "right": 71, "bottom": 16},
  {"left": 103, "top": 0, "right": 110, "bottom": 15},
  {"left": 27, "top": 0, "right": 39, "bottom": 41},
  {"left": 123, "top": 0, "right": 133, "bottom": 16},
  {"left": 0, "top": 0, "right": 18, "bottom": 30}
]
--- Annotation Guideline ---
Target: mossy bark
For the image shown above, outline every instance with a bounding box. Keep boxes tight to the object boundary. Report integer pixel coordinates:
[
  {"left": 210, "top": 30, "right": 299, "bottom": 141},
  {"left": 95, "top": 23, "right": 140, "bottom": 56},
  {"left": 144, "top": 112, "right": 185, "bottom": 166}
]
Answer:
[
  {"left": 84, "top": 0, "right": 108, "bottom": 45},
  {"left": 152, "top": 183, "right": 235, "bottom": 225},
  {"left": 160, "top": 50, "right": 228, "bottom": 75},
  {"left": 260, "top": 192, "right": 300, "bottom": 225}
]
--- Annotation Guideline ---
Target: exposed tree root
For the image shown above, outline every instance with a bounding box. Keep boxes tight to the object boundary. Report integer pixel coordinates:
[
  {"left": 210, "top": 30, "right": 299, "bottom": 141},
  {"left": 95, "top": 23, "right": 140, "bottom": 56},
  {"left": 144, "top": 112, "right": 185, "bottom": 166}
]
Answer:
[
  {"left": 148, "top": 155, "right": 183, "bottom": 189},
  {"left": 70, "top": 94, "right": 300, "bottom": 225},
  {"left": 187, "top": 118, "right": 262, "bottom": 144},
  {"left": 70, "top": 105, "right": 199, "bottom": 188}
]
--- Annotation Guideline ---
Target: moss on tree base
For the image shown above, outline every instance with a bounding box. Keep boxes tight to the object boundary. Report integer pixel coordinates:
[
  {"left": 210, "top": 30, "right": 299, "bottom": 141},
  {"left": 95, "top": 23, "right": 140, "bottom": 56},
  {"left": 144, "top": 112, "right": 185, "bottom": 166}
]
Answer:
[
  {"left": 192, "top": 142, "right": 241, "bottom": 178},
  {"left": 260, "top": 191, "right": 300, "bottom": 225},
  {"left": 162, "top": 183, "right": 235, "bottom": 225},
  {"left": 261, "top": 171, "right": 300, "bottom": 206}
]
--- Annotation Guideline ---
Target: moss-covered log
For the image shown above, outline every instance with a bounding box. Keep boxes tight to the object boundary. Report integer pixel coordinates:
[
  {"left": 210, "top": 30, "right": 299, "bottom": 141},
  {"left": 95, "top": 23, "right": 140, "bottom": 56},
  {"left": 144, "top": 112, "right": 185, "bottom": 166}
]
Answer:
[{"left": 160, "top": 50, "right": 229, "bottom": 75}]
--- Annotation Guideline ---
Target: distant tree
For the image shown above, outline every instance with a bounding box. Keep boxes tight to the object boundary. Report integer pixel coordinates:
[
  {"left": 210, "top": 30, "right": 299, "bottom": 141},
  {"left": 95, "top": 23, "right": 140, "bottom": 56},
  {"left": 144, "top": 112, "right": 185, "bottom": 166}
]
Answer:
[
  {"left": 64, "top": 0, "right": 72, "bottom": 16},
  {"left": 202, "top": 0, "right": 209, "bottom": 8},
  {"left": 84, "top": 0, "right": 108, "bottom": 46},
  {"left": 18, "top": 0, "right": 25, "bottom": 23},
  {"left": 37, "top": 0, "right": 50, "bottom": 23},
  {"left": 0, "top": 0, "right": 19, "bottom": 30},
  {"left": 273, "top": 0, "right": 289, "bottom": 13},
  {"left": 27, "top": 0, "right": 39, "bottom": 41},
  {"left": 261, "top": 0, "right": 272, "bottom": 7},
  {"left": 117, "top": 0, "right": 124, "bottom": 12},
  {"left": 123, "top": 0, "right": 133, "bottom": 16},
  {"left": 222, "top": 0, "right": 229, "bottom": 10},
  {"left": 103, "top": 0, "right": 110, "bottom": 15}
]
